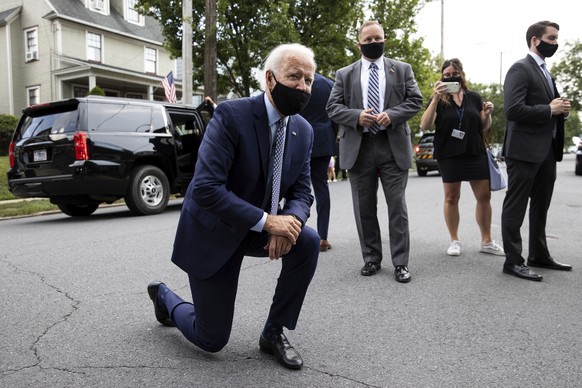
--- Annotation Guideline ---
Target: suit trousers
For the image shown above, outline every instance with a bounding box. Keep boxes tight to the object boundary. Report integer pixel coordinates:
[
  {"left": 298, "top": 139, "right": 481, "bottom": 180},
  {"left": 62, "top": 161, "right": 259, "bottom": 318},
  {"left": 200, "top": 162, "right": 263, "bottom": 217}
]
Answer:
[
  {"left": 310, "top": 155, "right": 332, "bottom": 240},
  {"left": 348, "top": 135, "right": 410, "bottom": 266},
  {"left": 501, "top": 148, "right": 557, "bottom": 265},
  {"left": 158, "top": 226, "right": 319, "bottom": 353}
]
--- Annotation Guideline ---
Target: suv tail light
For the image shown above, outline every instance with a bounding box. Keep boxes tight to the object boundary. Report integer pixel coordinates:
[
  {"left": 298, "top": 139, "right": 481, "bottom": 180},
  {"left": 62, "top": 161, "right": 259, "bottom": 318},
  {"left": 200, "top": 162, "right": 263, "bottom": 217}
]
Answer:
[
  {"left": 414, "top": 145, "right": 420, "bottom": 154},
  {"left": 74, "top": 131, "right": 89, "bottom": 160},
  {"left": 9, "top": 141, "right": 15, "bottom": 167}
]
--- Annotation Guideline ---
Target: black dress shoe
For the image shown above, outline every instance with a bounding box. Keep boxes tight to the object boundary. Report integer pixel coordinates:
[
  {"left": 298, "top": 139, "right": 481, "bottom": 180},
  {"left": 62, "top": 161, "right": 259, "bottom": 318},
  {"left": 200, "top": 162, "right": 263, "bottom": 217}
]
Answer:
[
  {"left": 147, "top": 281, "right": 176, "bottom": 327},
  {"left": 259, "top": 333, "right": 303, "bottom": 370},
  {"left": 527, "top": 257, "right": 572, "bottom": 271},
  {"left": 361, "top": 262, "right": 381, "bottom": 276},
  {"left": 503, "top": 264, "right": 543, "bottom": 281},
  {"left": 394, "top": 265, "right": 411, "bottom": 283}
]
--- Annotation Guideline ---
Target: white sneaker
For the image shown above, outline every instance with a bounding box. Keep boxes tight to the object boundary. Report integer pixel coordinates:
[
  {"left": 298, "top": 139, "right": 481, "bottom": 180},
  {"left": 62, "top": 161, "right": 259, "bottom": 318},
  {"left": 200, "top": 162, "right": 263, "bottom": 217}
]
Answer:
[
  {"left": 480, "top": 241, "right": 505, "bottom": 256},
  {"left": 447, "top": 240, "right": 462, "bottom": 256}
]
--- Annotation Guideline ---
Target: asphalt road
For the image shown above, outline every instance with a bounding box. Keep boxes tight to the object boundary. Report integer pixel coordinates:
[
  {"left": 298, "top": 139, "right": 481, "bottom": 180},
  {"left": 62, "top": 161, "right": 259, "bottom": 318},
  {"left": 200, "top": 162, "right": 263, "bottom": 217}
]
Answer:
[{"left": 1, "top": 154, "right": 580, "bottom": 387}]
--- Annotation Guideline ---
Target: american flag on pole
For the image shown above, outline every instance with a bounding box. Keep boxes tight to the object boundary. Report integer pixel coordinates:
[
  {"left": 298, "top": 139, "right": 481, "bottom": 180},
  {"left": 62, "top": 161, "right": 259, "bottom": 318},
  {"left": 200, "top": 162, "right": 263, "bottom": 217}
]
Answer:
[{"left": 161, "top": 71, "right": 177, "bottom": 103}]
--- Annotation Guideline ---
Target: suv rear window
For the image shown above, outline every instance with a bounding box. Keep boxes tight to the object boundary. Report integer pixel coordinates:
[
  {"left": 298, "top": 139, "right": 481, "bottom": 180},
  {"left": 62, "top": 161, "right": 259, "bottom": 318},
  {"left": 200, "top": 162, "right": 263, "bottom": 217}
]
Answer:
[
  {"left": 88, "top": 103, "right": 153, "bottom": 133},
  {"left": 19, "top": 105, "right": 80, "bottom": 139}
]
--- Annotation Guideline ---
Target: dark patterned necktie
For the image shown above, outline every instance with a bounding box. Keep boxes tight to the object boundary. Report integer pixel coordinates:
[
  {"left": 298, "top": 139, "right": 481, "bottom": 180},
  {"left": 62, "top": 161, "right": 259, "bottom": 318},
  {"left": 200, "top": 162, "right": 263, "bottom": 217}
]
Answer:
[
  {"left": 367, "top": 62, "right": 381, "bottom": 134},
  {"left": 270, "top": 118, "right": 286, "bottom": 215}
]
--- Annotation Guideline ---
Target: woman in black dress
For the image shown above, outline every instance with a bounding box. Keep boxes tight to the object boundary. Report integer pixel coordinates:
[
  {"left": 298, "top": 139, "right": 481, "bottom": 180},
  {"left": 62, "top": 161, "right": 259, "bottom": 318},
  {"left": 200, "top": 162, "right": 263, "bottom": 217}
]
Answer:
[{"left": 420, "top": 58, "right": 504, "bottom": 257}]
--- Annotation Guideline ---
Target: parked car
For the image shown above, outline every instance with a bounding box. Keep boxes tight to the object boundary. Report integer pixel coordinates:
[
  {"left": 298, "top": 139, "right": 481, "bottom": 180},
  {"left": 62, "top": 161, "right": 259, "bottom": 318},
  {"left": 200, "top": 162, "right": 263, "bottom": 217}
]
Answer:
[
  {"left": 7, "top": 96, "right": 214, "bottom": 216},
  {"left": 414, "top": 132, "right": 439, "bottom": 176}
]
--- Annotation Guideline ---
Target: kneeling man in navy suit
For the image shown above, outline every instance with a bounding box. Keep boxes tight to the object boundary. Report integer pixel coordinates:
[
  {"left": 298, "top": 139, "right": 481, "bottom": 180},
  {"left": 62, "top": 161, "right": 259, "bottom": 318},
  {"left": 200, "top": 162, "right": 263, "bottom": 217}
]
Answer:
[{"left": 147, "top": 43, "right": 319, "bottom": 370}]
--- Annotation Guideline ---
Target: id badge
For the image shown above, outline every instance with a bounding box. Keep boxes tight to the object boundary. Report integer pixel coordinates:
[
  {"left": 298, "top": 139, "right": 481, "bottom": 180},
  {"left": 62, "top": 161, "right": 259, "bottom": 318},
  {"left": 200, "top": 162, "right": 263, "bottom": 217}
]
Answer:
[{"left": 451, "top": 129, "right": 465, "bottom": 139}]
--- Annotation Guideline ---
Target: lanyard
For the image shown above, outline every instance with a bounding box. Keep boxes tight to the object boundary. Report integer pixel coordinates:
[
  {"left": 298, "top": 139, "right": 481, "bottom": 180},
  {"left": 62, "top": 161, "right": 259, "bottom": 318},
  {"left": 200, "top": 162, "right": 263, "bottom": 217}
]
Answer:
[{"left": 454, "top": 105, "right": 464, "bottom": 130}]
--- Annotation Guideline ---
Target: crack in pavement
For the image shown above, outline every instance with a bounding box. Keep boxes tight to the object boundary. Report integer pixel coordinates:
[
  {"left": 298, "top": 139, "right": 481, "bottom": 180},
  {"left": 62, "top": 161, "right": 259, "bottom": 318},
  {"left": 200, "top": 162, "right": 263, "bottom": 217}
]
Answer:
[{"left": 0, "top": 257, "right": 81, "bottom": 377}]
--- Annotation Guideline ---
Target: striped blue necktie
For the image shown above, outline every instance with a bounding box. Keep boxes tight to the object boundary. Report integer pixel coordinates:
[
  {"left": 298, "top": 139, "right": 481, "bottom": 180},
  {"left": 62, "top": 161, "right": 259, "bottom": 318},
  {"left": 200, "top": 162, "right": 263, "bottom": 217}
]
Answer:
[
  {"left": 540, "top": 63, "right": 555, "bottom": 97},
  {"left": 270, "top": 118, "right": 286, "bottom": 215},
  {"left": 367, "top": 62, "right": 381, "bottom": 134}
]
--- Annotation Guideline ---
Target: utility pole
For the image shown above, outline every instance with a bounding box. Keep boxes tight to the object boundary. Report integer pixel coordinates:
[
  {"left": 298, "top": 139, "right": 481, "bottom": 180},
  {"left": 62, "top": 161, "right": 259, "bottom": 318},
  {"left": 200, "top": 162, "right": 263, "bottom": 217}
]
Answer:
[
  {"left": 440, "top": 0, "right": 444, "bottom": 58},
  {"left": 204, "top": 0, "right": 217, "bottom": 101},
  {"left": 182, "top": 0, "right": 193, "bottom": 104}
]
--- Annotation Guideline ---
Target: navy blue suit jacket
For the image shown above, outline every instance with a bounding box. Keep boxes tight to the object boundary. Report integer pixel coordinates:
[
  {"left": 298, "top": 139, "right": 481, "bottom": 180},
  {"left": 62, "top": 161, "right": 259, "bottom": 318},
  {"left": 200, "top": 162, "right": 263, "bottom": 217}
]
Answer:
[
  {"left": 299, "top": 73, "right": 337, "bottom": 158},
  {"left": 171, "top": 93, "right": 314, "bottom": 279}
]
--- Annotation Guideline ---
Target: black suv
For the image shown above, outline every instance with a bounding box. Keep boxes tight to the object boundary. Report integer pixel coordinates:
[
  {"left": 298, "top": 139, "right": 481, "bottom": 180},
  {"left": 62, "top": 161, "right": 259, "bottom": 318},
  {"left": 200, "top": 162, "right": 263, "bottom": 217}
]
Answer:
[
  {"left": 414, "top": 132, "right": 439, "bottom": 176},
  {"left": 7, "top": 96, "right": 213, "bottom": 216}
]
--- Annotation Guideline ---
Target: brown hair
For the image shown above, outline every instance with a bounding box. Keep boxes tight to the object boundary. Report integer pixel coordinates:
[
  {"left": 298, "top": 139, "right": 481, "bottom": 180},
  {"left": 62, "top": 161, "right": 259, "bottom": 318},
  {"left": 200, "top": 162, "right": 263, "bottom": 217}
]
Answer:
[
  {"left": 438, "top": 58, "right": 468, "bottom": 106},
  {"left": 526, "top": 21, "right": 559, "bottom": 48}
]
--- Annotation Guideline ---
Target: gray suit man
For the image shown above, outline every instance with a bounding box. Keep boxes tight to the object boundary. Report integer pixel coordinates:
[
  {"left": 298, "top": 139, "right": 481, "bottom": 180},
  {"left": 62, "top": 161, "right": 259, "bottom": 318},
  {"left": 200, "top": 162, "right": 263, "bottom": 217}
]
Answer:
[{"left": 326, "top": 21, "right": 422, "bottom": 282}]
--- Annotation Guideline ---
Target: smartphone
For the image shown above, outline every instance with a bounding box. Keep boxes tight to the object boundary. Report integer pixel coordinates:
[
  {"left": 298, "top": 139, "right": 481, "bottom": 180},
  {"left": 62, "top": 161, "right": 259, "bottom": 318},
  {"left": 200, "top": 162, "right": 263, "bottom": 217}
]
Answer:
[{"left": 442, "top": 81, "right": 460, "bottom": 94}]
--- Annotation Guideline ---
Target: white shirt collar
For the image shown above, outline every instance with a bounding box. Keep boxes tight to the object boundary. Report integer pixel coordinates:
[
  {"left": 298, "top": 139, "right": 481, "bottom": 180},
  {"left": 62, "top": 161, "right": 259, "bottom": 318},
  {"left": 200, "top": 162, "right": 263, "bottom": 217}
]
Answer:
[
  {"left": 528, "top": 51, "right": 546, "bottom": 67},
  {"left": 361, "top": 57, "right": 384, "bottom": 72}
]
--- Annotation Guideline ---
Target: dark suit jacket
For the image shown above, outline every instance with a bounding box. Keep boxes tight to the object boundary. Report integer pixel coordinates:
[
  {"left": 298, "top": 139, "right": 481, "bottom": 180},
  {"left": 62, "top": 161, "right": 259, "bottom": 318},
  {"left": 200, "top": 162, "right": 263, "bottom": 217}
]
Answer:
[
  {"left": 299, "top": 73, "right": 338, "bottom": 158},
  {"left": 326, "top": 57, "right": 423, "bottom": 170},
  {"left": 503, "top": 54, "right": 565, "bottom": 162},
  {"left": 171, "top": 93, "right": 314, "bottom": 279}
]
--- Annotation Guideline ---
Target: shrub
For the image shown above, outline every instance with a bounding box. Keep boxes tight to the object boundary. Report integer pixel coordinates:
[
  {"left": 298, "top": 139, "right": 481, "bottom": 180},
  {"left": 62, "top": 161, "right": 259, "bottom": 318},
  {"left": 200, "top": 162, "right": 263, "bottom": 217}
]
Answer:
[
  {"left": 0, "top": 114, "right": 18, "bottom": 156},
  {"left": 89, "top": 86, "right": 106, "bottom": 96}
]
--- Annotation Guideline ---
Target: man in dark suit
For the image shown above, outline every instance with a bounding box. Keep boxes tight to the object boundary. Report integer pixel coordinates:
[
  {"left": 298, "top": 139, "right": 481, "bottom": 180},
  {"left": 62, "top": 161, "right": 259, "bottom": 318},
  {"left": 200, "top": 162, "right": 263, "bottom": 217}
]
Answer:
[
  {"left": 501, "top": 20, "right": 572, "bottom": 281},
  {"left": 299, "top": 73, "right": 338, "bottom": 252},
  {"left": 326, "top": 20, "right": 422, "bottom": 282},
  {"left": 147, "top": 43, "right": 319, "bottom": 370}
]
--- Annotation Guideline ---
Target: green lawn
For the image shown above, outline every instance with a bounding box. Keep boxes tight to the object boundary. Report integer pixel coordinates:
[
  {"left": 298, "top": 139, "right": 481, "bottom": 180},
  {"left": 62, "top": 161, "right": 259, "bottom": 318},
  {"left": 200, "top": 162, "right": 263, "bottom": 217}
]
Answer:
[{"left": 0, "top": 156, "right": 15, "bottom": 200}]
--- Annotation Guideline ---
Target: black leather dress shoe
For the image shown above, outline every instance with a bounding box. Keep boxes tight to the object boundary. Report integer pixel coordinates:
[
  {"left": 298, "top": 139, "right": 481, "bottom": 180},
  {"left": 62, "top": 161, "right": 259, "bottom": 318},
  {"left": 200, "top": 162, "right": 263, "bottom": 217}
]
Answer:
[
  {"left": 147, "top": 281, "right": 176, "bottom": 327},
  {"left": 259, "top": 333, "right": 303, "bottom": 370},
  {"left": 527, "top": 257, "right": 572, "bottom": 271},
  {"left": 394, "top": 265, "right": 411, "bottom": 283},
  {"left": 503, "top": 264, "right": 543, "bottom": 281},
  {"left": 361, "top": 262, "right": 381, "bottom": 276}
]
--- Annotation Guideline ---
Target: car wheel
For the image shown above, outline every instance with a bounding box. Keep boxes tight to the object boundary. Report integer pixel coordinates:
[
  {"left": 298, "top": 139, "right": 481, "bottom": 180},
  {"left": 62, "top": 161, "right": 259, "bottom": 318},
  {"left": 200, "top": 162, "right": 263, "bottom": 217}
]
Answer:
[
  {"left": 58, "top": 202, "right": 99, "bottom": 217},
  {"left": 125, "top": 165, "right": 170, "bottom": 215},
  {"left": 417, "top": 169, "right": 428, "bottom": 177}
]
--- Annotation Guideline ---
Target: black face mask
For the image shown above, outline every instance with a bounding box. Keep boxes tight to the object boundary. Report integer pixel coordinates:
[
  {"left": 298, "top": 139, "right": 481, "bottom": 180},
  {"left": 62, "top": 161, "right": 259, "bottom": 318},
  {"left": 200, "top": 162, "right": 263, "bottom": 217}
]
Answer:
[
  {"left": 360, "top": 42, "right": 385, "bottom": 60},
  {"left": 441, "top": 76, "right": 462, "bottom": 84},
  {"left": 269, "top": 74, "right": 311, "bottom": 116},
  {"left": 536, "top": 39, "right": 558, "bottom": 58}
]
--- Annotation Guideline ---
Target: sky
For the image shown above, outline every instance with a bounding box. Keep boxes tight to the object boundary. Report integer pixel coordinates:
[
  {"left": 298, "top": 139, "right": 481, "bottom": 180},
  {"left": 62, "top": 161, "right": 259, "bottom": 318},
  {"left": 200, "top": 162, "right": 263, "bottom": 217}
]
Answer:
[{"left": 414, "top": 0, "right": 581, "bottom": 86}]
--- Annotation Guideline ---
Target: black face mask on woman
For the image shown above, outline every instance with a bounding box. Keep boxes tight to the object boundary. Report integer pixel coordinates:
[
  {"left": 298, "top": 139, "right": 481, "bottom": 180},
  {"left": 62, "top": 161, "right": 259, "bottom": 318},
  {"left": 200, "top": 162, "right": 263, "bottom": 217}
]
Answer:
[
  {"left": 360, "top": 42, "right": 385, "bottom": 60},
  {"left": 536, "top": 39, "right": 559, "bottom": 58},
  {"left": 270, "top": 73, "right": 311, "bottom": 116}
]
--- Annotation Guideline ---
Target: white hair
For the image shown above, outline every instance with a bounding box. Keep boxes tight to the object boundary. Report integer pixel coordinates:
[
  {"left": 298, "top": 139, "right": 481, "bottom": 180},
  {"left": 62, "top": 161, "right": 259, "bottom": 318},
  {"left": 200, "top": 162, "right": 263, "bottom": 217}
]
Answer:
[{"left": 260, "top": 43, "right": 316, "bottom": 90}]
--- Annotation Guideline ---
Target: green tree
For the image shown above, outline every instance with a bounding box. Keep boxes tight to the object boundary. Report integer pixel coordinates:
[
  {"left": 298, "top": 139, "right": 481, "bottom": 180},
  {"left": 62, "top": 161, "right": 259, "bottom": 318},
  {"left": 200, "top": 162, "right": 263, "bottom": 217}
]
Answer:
[
  {"left": 552, "top": 40, "right": 582, "bottom": 111},
  {"left": 470, "top": 83, "right": 506, "bottom": 144}
]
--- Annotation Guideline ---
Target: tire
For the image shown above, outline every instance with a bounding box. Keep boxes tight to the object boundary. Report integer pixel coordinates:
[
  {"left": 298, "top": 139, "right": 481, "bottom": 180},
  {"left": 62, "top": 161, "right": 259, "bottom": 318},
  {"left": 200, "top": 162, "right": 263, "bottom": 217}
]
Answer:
[
  {"left": 417, "top": 169, "right": 428, "bottom": 177},
  {"left": 58, "top": 202, "right": 99, "bottom": 217},
  {"left": 125, "top": 165, "right": 170, "bottom": 215}
]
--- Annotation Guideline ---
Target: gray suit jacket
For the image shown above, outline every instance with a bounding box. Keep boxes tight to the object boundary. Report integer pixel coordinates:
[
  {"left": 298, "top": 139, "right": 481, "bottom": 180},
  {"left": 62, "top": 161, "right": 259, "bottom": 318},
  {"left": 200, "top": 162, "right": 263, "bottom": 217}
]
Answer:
[
  {"left": 503, "top": 54, "right": 565, "bottom": 163},
  {"left": 326, "top": 57, "right": 423, "bottom": 170}
]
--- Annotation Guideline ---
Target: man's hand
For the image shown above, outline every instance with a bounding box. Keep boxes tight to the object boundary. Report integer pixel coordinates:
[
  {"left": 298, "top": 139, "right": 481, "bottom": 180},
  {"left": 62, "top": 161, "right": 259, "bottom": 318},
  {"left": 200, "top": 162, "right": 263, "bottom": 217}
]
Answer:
[
  {"left": 550, "top": 97, "right": 571, "bottom": 116},
  {"left": 265, "top": 235, "right": 293, "bottom": 260},
  {"left": 358, "top": 108, "right": 378, "bottom": 128},
  {"left": 264, "top": 214, "right": 301, "bottom": 243}
]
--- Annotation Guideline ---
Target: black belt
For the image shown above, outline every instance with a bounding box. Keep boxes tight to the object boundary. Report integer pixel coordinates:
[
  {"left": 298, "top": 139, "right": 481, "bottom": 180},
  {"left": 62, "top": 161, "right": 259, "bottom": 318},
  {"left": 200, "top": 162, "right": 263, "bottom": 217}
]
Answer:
[{"left": 362, "top": 130, "right": 386, "bottom": 138}]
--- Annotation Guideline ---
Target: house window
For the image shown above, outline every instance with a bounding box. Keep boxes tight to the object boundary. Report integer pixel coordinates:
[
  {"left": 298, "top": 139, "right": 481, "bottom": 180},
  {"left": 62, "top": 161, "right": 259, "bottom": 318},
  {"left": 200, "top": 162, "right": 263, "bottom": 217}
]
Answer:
[
  {"left": 145, "top": 48, "right": 157, "bottom": 74},
  {"left": 87, "top": 32, "right": 102, "bottom": 62},
  {"left": 24, "top": 27, "right": 39, "bottom": 62},
  {"left": 74, "top": 86, "right": 89, "bottom": 98},
  {"left": 89, "top": 0, "right": 109, "bottom": 15},
  {"left": 126, "top": 0, "right": 144, "bottom": 25},
  {"left": 27, "top": 86, "right": 40, "bottom": 106}
]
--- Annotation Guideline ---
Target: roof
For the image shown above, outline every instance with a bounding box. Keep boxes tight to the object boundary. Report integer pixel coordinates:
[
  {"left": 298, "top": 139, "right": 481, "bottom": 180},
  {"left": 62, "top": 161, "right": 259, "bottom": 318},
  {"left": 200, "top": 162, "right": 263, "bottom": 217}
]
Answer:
[
  {"left": 45, "top": 0, "right": 164, "bottom": 43},
  {"left": 0, "top": 6, "right": 21, "bottom": 27}
]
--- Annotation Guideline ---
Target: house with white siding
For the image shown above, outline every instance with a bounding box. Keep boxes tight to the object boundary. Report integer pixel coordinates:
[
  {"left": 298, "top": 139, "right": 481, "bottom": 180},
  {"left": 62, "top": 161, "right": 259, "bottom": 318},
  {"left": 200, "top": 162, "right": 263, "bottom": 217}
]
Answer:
[{"left": 0, "top": 0, "right": 193, "bottom": 117}]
